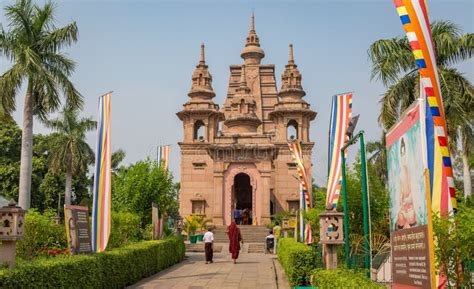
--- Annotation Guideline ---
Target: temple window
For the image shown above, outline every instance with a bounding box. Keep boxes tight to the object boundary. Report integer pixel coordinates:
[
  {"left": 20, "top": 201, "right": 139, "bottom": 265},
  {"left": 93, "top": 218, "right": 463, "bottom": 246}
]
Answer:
[
  {"left": 287, "top": 120, "right": 298, "bottom": 140},
  {"left": 194, "top": 120, "right": 205, "bottom": 141}
]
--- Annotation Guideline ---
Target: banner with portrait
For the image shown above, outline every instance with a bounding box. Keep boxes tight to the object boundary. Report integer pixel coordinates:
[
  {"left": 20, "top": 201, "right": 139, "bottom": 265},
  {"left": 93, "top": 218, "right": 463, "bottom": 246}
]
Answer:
[
  {"left": 386, "top": 102, "right": 435, "bottom": 289},
  {"left": 64, "top": 205, "right": 92, "bottom": 255}
]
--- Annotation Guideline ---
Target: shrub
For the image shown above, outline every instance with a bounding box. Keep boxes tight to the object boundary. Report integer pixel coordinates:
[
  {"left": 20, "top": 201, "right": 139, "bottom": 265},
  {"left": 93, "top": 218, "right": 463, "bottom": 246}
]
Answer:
[
  {"left": 311, "top": 268, "right": 384, "bottom": 288},
  {"left": 108, "top": 211, "right": 142, "bottom": 248},
  {"left": 277, "top": 238, "right": 315, "bottom": 286},
  {"left": 0, "top": 237, "right": 185, "bottom": 288},
  {"left": 16, "top": 209, "right": 67, "bottom": 260}
]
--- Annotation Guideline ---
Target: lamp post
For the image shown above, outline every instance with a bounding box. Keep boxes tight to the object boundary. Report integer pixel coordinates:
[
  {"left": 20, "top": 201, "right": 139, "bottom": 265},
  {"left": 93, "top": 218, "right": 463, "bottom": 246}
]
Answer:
[{"left": 341, "top": 129, "right": 371, "bottom": 277}]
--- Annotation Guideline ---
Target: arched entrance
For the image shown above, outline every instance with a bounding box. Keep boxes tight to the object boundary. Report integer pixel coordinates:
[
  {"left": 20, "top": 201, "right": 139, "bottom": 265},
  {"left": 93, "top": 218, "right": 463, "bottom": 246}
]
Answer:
[
  {"left": 233, "top": 173, "right": 253, "bottom": 224},
  {"left": 223, "top": 163, "right": 261, "bottom": 225}
]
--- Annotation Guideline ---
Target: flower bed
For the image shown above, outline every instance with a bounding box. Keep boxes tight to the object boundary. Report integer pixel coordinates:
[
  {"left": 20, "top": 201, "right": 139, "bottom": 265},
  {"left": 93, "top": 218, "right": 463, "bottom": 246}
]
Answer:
[{"left": 0, "top": 237, "right": 185, "bottom": 288}]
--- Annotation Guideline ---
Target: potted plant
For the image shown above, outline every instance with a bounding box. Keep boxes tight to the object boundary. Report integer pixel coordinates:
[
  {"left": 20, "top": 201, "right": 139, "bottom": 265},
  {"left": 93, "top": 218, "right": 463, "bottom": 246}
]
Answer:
[
  {"left": 183, "top": 216, "right": 198, "bottom": 244},
  {"left": 192, "top": 216, "right": 211, "bottom": 242}
]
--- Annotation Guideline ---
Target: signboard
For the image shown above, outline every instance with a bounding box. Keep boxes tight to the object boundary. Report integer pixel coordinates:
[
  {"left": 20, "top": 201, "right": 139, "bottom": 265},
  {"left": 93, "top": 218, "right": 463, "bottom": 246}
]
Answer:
[
  {"left": 64, "top": 205, "right": 92, "bottom": 254},
  {"left": 386, "top": 103, "right": 435, "bottom": 289}
]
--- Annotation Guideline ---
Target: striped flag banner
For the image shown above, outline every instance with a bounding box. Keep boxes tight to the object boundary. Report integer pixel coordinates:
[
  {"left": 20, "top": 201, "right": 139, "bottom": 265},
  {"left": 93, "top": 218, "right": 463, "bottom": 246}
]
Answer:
[
  {"left": 157, "top": 145, "right": 171, "bottom": 170},
  {"left": 394, "top": 0, "right": 456, "bottom": 286},
  {"left": 288, "top": 142, "right": 312, "bottom": 244},
  {"left": 326, "top": 93, "right": 353, "bottom": 209},
  {"left": 394, "top": 0, "right": 456, "bottom": 216},
  {"left": 92, "top": 92, "right": 112, "bottom": 252}
]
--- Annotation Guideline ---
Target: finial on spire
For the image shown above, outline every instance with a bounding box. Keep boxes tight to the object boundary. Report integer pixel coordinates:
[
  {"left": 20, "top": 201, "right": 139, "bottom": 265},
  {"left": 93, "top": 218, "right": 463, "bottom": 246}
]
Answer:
[
  {"left": 288, "top": 44, "right": 294, "bottom": 64},
  {"left": 200, "top": 43, "right": 205, "bottom": 65},
  {"left": 251, "top": 11, "right": 255, "bottom": 32}
]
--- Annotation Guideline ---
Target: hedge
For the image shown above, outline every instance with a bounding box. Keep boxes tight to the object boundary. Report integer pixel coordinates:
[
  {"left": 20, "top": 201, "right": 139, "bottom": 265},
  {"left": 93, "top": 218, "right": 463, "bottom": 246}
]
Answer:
[
  {"left": 277, "top": 238, "right": 315, "bottom": 286},
  {"left": 311, "top": 268, "right": 384, "bottom": 288},
  {"left": 0, "top": 237, "right": 185, "bottom": 288}
]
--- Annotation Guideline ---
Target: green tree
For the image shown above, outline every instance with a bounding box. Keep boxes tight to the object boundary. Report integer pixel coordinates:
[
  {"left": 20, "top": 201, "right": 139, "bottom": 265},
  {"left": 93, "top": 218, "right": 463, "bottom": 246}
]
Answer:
[
  {"left": 0, "top": 0, "right": 83, "bottom": 209},
  {"left": 368, "top": 20, "right": 474, "bottom": 197},
  {"left": 44, "top": 107, "right": 95, "bottom": 206},
  {"left": 112, "top": 159, "right": 177, "bottom": 226},
  {"left": 340, "top": 154, "right": 390, "bottom": 238}
]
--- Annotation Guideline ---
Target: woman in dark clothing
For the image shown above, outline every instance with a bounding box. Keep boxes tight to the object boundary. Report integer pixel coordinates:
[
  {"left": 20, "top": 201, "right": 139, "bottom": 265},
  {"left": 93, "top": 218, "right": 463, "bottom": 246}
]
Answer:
[{"left": 227, "top": 221, "right": 243, "bottom": 264}]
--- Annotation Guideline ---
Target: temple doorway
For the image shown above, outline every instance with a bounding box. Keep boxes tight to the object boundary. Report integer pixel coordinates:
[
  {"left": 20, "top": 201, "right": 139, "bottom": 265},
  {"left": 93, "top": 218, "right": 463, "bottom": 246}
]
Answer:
[{"left": 233, "top": 173, "right": 253, "bottom": 225}]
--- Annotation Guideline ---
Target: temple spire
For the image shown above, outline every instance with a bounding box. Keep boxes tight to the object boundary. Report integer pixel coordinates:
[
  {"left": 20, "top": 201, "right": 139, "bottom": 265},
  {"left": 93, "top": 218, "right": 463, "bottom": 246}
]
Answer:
[
  {"left": 200, "top": 43, "right": 205, "bottom": 65},
  {"left": 250, "top": 11, "right": 255, "bottom": 32},
  {"left": 237, "top": 65, "right": 251, "bottom": 93},
  {"left": 188, "top": 43, "right": 215, "bottom": 99},
  {"left": 280, "top": 43, "right": 305, "bottom": 99},
  {"left": 240, "top": 12, "right": 265, "bottom": 64},
  {"left": 288, "top": 44, "right": 294, "bottom": 64}
]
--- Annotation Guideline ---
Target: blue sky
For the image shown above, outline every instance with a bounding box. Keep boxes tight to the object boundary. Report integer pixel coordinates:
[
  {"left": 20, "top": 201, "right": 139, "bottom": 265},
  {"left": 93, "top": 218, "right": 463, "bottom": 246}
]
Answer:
[{"left": 1, "top": 0, "right": 473, "bottom": 186}]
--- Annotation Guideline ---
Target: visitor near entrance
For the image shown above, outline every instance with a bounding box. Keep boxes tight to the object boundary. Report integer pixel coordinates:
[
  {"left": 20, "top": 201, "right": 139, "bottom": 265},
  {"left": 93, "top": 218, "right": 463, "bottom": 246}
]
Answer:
[
  {"left": 265, "top": 230, "right": 275, "bottom": 254},
  {"left": 227, "top": 221, "right": 243, "bottom": 264},
  {"left": 203, "top": 227, "right": 214, "bottom": 264},
  {"left": 272, "top": 223, "right": 281, "bottom": 254}
]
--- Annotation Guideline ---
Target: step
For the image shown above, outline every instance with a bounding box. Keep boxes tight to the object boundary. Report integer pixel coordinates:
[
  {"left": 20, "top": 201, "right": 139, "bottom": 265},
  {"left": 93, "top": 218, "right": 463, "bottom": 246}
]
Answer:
[{"left": 185, "top": 243, "right": 223, "bottom": 253}]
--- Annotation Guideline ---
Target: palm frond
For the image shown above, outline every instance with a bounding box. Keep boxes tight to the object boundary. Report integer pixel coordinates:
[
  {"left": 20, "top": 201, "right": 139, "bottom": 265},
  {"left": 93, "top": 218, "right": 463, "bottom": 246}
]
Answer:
[
  {"left": 42, "top": 22, "right": 78, "bottom": 52},
  {"left": 0, "top": 64, "right": 23, "bottom": 114},
  {"left": 368, "top": 37, "right": 415, "bottom": 86},
  {"left": 378, "top": 72, "right": 418, "bottom": 129}
]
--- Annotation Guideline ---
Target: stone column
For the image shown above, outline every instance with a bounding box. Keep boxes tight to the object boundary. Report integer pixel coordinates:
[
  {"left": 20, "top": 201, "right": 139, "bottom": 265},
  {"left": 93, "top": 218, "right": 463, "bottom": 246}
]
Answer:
[
  {"left": 259, "top": 161, "right": 272, "bottom": 225},
  {"left": 213, "top": 161, "right": 225, "bottom": 225}
]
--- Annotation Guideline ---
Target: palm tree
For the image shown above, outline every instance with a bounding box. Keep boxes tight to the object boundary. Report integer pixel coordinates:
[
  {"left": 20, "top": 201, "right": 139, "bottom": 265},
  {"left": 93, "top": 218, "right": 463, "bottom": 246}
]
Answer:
[
  {"left": 45, "top": 107, "right": 95, "bottom": 206},
  {"left": 369, "top": 20, "right": 473, "bottom": 197},
  {"left": 0, "top": 0, "right": 82, "bottom": 209}
]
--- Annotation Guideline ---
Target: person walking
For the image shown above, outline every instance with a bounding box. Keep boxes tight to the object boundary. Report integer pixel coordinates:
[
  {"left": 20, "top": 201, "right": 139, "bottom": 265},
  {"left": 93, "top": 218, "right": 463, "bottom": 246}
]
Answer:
[
  {"left": 272, "top": 223, "right": 281, "bottom": 254},
  {"left": 227, "top": 221, "right": 243, "bottom": 264},
  {"left": 203, "top": 226, "right": 214, "bottom": 264}
]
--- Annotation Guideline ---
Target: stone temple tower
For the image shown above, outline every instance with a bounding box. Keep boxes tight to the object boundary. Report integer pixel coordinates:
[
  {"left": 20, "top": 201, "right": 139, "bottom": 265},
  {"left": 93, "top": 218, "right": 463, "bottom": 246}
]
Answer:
[{"left": 178, "top": 14, "right": 316, "bottom": 226}]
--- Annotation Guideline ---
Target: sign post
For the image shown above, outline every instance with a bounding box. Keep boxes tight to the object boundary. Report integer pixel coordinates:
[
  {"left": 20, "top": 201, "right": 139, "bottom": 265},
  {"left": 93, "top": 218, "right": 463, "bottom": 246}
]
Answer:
[{"left": 64, "top": 205, "right": 92, "bottom": 255}]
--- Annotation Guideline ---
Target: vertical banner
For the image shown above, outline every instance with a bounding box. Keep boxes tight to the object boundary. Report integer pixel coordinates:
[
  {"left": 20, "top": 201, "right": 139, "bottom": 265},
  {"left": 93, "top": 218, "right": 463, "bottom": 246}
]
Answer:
[
  {"left": 64, "top": 205, "right": 92, "bottom": 255},
  {"left": 288, "top": 142, "right": 312, "bottom": 244},
  {"left": 394, "top": 1, "right": 457, "bottom": 286},
  {"left": 157, "top": 145, "right": 171, "bottom": 170},
  {"left": 393, "top": 0, "right": 456, "bottom": 216},
  {"left": 92, "top": 92, "right": 112, "bottom": 252},
  {"left": 152, "top": 202, "right": 166, "bottom": 240},
  {"left": 326, "top": 93, "right": 353, "bottom": 209},
  {"left": 386, "top": 103, "right": 435, "bottom": 289}
]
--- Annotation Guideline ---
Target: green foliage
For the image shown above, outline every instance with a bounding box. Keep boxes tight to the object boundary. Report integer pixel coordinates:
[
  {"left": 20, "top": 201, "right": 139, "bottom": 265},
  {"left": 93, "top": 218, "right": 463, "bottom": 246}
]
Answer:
[
  {"left": 0, "top": 121, "right": 92, "bottom": 211},
  {"left": 277, "top": 238, "right": 315, "bottom": 286},
  {"left": 0, "top": 238, "right": 185, "bottom": 289},
  {"left": 183, "top": 215, "right": 200, "bottom": 235},
  {"left": 108, "top": 211, "right": 142, "bottom": 249},
  {"left": 432, "top": 202, "right": 474, "bottom": 287},
  {"left": 270, "top": 211, "right": 291, "bottom": 228},
  {"left": 339, "top": 154, "right": 390, "bottom": 239},
  {"left": 16, "top": 209, "right": 67, "bottom": 260},
  {"left": 112, "top": 159, "right": 177, "bottom": 226},
  {"left": 310, "top": 268, "right": 383, "bottom": 288}
]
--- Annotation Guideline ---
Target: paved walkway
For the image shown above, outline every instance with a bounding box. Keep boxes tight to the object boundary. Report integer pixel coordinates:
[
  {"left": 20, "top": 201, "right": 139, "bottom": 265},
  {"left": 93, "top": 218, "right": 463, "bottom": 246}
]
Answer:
[{"left": 130, "top": 245, "right": 290, "bottom": 289}]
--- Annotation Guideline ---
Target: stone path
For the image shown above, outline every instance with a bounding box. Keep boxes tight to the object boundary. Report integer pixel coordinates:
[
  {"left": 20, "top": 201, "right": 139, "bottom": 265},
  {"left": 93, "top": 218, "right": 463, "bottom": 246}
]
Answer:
[{"left": 129, "top": 245, "right": 290, "bottom": 289}]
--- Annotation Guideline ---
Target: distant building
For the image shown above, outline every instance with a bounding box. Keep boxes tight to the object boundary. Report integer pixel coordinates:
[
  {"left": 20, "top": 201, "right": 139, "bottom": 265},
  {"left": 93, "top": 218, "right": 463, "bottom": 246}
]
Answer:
[{"left": 177, "top": 15, "right": 316, "bottom": 225}]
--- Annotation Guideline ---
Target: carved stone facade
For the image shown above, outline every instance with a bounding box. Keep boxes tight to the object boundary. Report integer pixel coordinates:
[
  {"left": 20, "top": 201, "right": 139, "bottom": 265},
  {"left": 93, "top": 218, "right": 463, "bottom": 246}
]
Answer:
[{"left": 177, "top": 15, "right": 317, "bottom": 225}]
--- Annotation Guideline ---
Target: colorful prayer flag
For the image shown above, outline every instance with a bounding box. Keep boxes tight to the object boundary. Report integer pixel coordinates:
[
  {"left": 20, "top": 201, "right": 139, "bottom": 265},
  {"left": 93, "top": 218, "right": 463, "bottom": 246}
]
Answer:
[
  {"left": 157, "top": 145, "right": 171, "bottom": 170},
  {"left": 92, "top": 92, "right": 112, "bottom": 252},
  {"left": 393, "top": 0, "right": 456, "bottom": 216},
  {"left": 326, "top": 93, "right": 353, "bottom": 209},
  {"left": 288, "top": 142, "right": 312, "bottom": 244},
  {"left": 393, "top": 1, "right": 457, "bottom": 286}
]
